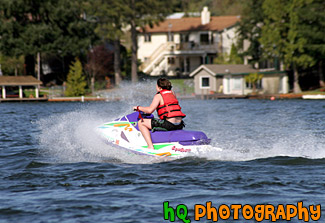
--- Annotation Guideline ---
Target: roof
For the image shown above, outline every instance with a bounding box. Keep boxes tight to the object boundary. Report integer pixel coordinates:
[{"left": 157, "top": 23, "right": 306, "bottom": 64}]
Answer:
[
  {"left": 190, "top": 64, "right": 257, "bottom": 77},
  {"left": 142, "top": 16, "right": 240, "bottom": 33},
  {"left": 0, "top": 76, "right": 42, "bottom": 86},
  {"left": 190, "top": 64, "right": 287, "bottom": 77}
]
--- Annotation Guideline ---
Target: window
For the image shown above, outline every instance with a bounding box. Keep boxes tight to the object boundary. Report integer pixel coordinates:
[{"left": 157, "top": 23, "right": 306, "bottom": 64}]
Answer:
[
  {"left": 144, "top": 34, "right": 151, "bottom": 42},
  {"left": 167, "top": 33, "right": 174, "bottom": 42},
  {"left": 167, "top": 57, "right": 175, "bottom": 64},
  {"left": 200, "top": 33, "right": 209, "bottom": 45},
  {"left": 200, "top": 77, "right": 210, "bottom": 88},
  {"left": 180, "top": 34, "right": 189, "bottom": 42},
  {"left": 233, "top": 77, "right": 242, "bottom": 90}
]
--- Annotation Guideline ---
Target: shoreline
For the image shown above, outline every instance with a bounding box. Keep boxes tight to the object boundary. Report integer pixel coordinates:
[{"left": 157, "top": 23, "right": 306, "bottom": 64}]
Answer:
[{"left": 1, "top": 93, "right": 325, "bottom": 102}]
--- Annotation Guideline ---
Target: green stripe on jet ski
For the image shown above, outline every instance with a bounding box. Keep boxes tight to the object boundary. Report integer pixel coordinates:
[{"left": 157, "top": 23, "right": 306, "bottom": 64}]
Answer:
[{"left": 142, "top": 144, "right": 174, "bottom": 150}]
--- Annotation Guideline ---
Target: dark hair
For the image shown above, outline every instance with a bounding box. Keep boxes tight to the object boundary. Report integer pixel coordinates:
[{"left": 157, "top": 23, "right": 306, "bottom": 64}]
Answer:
[{"left": 157, "top": 78, "right": 172, "bottom": 90}]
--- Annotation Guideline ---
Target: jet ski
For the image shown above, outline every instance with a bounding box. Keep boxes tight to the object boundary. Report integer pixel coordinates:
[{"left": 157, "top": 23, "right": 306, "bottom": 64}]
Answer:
[{"left": 96, "top": 111, "right": 217, "bottom": 158}]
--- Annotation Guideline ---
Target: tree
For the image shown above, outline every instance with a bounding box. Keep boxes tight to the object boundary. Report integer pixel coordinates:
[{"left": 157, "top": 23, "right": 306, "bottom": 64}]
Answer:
[
  {"left": 260, "top": 0, "right": 315, "bottom": 93},
  {"left": 298, "top": 0, "right": 325, "bottom": 87},
  {"left": 123, "top": 0, "right": 173, "bottom": 83},
  {"left": 228, "top": 43, "right": 243, "bottom": 64},
  {"left": 237, "top": 0, "right": 264, "bottom": 66},
  {"left": 214, "top": 43, "right": 243, "bottom": 64},
  {"left": 213, "top": 53, "right": 229, "bottom": 64},
  {"left": 245, "top": 72, "right": 263, "bottom": 94},
  {"left": 65, "top": 58, "right": 87, "bottom": 96},
  {"left": 84, "top": 0, "right": 124, "bottom": 86},
  {"left": 84, "top": 0, "right": 172, "bottom": 83},
  {"left": 84, "top": 44, "right": 114, "bottom": 93},
  {"left": 173, "top": 0, "right": 244, "bottom": 16},
  {"left": 0, "top": 0, "right": 96, "bottom": 79},
  {"left": 0, "top": 53, "right": 24, "bottom": 76}
]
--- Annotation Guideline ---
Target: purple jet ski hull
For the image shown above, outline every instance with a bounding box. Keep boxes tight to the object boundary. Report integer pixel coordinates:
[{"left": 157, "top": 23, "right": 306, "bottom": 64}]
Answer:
[{"left": 117, "top": 112, "right": 210, "bottom": 146}]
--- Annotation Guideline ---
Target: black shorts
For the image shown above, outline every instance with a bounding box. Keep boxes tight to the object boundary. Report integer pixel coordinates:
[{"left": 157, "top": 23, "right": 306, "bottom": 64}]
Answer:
[{"left": 151, "top": 118, "right": 185, "bottom": 132}]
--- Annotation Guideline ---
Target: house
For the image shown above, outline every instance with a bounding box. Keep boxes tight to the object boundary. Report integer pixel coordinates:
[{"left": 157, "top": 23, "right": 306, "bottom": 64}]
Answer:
[
  {"left": 189, "top": 64, "right": 289, "bottom": 95},
  {"left": 138, "top": 7, "right": 240, "bottom": 76}
]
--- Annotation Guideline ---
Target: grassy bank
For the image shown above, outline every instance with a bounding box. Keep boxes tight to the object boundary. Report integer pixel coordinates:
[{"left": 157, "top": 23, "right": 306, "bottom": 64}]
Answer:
[
  {"left": 302, "top": 87, "right": 325, "bottom": 95},
  {"left": 170, "top": 79, "right": 194, "bottom": 95},
  {"left": 24, "top": 89, "right": 48, "bottom": 98}
]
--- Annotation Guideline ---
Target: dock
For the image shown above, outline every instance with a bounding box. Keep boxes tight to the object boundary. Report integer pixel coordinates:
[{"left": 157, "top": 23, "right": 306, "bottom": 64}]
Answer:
[
  {"left": 246, "top": 94, "right": 303, "bottom": 99},
  {"left": 0, "top": 96, "right": 118, "bottom": 102},
  {"left": 195, "top": 93, "right": 304, "bottom": 100},
  {"left": 198, "top": 94, "right": 248, "bottom": 99},
  {"left": 48, "top": 97, "right": 108, "bottom": 102},
  {"left": 0, "top": 97, "right": 48, "bottom": 102}
]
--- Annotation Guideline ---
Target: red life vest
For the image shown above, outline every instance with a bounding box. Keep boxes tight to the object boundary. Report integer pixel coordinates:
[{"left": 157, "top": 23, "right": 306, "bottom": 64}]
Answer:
[{"left": 156, "top": 89, "right": 186, "bottom": 119}]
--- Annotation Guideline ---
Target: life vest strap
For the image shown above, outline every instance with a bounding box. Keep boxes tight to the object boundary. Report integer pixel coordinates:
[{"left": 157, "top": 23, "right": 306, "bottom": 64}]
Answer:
[{"left": 157, "top": 103, "right": 179, "bottom": 111}]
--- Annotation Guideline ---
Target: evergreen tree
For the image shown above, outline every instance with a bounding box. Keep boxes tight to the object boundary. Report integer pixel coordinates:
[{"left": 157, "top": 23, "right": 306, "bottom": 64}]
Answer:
[
  {"left": 237, "top": 0, "right": 264, "bottom": 66},
  {"left": 173, "top": 0, "right": 244, "bottom": 16},
  {"left": 65, "top": 58, "right": 87, "bottom": 96},
  {"left": 229, "top": 43, "right": 243, "bottom": 64},
  {"left": 299, "top": 0, "right": 325, "bottom": 87},
  {"left": 0, "top": 0, "right": 96, "bottom": 77},
  {"left": 214, "top": 44, "right": 243, "bottom": 64},
  {"left": 260, "top": 0, "right": 315, "bottom": 93}
]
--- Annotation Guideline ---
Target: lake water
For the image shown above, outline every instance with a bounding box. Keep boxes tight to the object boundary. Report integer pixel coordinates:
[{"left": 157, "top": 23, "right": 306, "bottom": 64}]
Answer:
[{"left": 0, "top": 84, "right": 324, "bottom": 222}]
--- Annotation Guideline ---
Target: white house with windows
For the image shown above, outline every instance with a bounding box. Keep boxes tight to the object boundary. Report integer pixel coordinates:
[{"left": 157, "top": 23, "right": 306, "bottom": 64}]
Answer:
[
  {"left": 189, "top": 64, "right": 289, "bottom": 95},
  {"left": 138, "top": 7, "right": 240, "bottom": 76}
]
